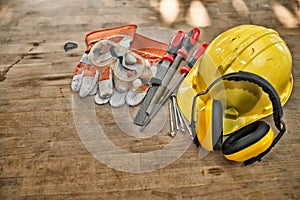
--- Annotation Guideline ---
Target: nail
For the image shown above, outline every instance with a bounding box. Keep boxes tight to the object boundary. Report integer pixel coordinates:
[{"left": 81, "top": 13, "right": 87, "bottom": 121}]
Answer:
[
  {"left": 174, "top": 100, "right": 194, "bottom": 140},
  {"left": 169, "top": 102, "right": 176, "bottom": 137},
  {"left": 175, "top": 105, "right": 186, "bottom": 132},
  {"left": 171, "top": 95, "right": 180, "bottom": 131}
]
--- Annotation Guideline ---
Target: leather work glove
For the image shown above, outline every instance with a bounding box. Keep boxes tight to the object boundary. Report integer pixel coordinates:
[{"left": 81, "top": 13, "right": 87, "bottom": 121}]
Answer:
[{"left": 71, "top": 24, "right": 168, "bottom": 108}]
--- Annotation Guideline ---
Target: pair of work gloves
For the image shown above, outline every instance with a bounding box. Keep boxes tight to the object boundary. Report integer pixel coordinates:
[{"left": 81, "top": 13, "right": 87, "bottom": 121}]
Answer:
[{"left": 71, "top": 25, "right": 168, "bottom": 107}]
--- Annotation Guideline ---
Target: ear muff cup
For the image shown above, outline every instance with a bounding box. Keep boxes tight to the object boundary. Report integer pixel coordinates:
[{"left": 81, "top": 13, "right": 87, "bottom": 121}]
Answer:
[
  {"left": 211, "top": 99, "right": 223, "bottom": 150},
  {"left": 222, "top": 121, "right": 274, "bottom": 162},
  {"left": 195, "top": 99, "right": 223, "bottom": 150}
]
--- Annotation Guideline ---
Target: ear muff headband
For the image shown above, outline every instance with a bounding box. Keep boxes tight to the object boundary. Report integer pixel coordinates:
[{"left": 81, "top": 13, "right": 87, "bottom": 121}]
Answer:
[{"left": 190, "top": 71, "right": 286, "bottom": 165}]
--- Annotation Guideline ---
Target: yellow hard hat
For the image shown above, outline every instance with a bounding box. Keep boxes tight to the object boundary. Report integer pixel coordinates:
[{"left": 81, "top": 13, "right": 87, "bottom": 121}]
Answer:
[{"left": 177, "top": 24, "right": 293, "bottom": 136}]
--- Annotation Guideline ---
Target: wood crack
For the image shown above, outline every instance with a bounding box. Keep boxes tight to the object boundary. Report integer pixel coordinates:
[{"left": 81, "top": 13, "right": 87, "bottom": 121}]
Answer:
[
  {"left": 0, "top": 55, "right": 25, "bottom": 82},
  {"left": 0, "top": 40, "right": 45, "bottom": 82}
]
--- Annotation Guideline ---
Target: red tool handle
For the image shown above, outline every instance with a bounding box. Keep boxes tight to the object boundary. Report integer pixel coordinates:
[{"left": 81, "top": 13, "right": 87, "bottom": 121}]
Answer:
[
  {"left": 162, "top": 30, "right": 185, "bottom": 63},
  {"left": 177, "top": 28, "right": 201, "bottom": 59},
  {"left": 180, "top": 42, "right": 209, "bottom": 75}
]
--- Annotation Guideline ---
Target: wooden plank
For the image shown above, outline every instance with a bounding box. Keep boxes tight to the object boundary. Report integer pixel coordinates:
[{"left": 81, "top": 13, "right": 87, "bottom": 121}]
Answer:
[{"left": 0, "top": 0, "right": 299, "bottom": 199}]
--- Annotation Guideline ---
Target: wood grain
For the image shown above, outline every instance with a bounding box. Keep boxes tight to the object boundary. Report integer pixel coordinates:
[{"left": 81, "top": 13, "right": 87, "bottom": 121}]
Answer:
[{"left": 0, "top": 0, "right": 299, "bottom": 199}]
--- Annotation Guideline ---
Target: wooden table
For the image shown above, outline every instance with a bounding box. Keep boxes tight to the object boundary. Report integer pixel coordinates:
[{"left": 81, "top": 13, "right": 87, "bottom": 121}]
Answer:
[{"left": 1, "top": 0, "right": 299, "bottom": 199}]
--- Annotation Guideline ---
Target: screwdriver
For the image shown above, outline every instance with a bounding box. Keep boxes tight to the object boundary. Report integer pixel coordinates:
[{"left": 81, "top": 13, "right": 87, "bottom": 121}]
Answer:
[
  {"left": 140, "top": 30, "right": 202, "bottom": 131},
  {"left": 179, "top": 42, "right": 208, "bottom": 78},
  {"left": 134, "top": 30, "right": 185, "bottom": 126},
  {"left": 167, "top": 42, "right": 208, "bottom": 97},
  {"left": 146, "top": 28, "right": 201, "bottom": 116},
  {"left": 141, "top": 43, "right": 207, "bottom": 131},
  {"left": 141, "top": 42, "right": 208, "bottom": 131},
  {"left": 152, "top": 43, "right": 208, "bottom": 114}
]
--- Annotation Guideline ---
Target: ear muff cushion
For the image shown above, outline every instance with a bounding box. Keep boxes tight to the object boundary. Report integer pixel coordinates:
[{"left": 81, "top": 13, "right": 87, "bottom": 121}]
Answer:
[
  {"left": 222, "top": 121, "right": 270, "bottom": 155},
  {"left": 212, "top": 99, "right": 223, "bottom": 150}
]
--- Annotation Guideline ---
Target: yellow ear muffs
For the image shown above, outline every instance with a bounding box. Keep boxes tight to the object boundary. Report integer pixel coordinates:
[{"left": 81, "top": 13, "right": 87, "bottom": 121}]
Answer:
[
  {"left": 196, "top": 99, "right": 223, "bottom": 151},
  {"left": 222, "top": 121, "right": 274, "bottom": 162},
  {"left": 190, "top": 71, "right": 286, "bottom": 165}
]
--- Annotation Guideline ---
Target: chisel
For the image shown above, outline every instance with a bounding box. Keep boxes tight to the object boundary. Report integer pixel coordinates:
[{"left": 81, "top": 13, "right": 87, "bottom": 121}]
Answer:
[
  {"left": 140, "top": 29, "right": 202, "bottom": 131},
  {"left": 145, "top": 28, "right": 200, "bottom": 116},
  {"left": 134, "top": 30, "right": 185, "bottom": 126}
]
